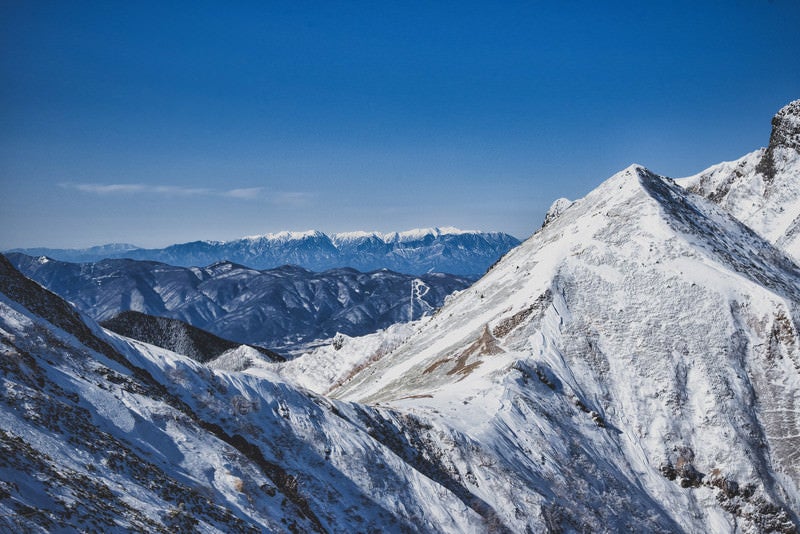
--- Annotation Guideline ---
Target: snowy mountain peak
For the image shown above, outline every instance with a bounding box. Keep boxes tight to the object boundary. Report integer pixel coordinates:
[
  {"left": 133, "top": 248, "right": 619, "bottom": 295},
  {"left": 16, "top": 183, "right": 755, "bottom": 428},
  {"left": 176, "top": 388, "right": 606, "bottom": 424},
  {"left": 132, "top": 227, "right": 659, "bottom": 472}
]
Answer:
[
  {"left": 9, "top": 228, "right": 519, "bottom": 276},
  {"left": 242, "top": 227, "right": 474, "bottom": 244},
  {"left": 678, "top": 99, "right": 800, "bottom": 262},
  {"left": 329, "top": 230, "right": 382, "bottom": 243},
  {"left": 243, "top": 229, "right": 328, "bottom": 242},
  {"left": 324, "top": 160, "right": 800, "bottom": 531},
  {"left": 379, "top": 226, "right": 466, "bottom": 243}
]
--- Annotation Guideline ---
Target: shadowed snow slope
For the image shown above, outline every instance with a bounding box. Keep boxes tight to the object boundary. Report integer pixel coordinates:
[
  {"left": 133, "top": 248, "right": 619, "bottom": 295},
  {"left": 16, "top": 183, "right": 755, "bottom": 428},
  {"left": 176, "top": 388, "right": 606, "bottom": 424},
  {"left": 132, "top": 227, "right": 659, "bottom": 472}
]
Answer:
[
  {"left": 100, "top": 310, "right": 284, "bottom": 363},
  {"left": 679, "top": 100, "right": 800, "bottom": 263},
  {"left": 330, "top": 165, "right": 800, "bottom": 532}
]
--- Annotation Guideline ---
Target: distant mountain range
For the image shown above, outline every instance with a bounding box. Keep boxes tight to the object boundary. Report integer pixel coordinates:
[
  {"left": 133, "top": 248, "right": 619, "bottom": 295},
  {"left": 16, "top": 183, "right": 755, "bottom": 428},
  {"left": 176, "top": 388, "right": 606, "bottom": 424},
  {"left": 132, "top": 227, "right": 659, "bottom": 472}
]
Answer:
[
  {"left": 7, "top": 227, "right": 521, "bottom": 277},
  {"left": 7, "top": 254, "right": 472, "bottom": 353}
]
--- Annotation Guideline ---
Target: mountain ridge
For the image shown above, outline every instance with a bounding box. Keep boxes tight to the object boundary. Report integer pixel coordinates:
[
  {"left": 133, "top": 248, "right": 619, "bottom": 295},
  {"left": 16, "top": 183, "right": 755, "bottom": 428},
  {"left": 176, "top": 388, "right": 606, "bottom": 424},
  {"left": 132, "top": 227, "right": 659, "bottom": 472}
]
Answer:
[
  {"left": 100, "top": 310, "right": 285, "bottom": 364},
  {"left": 317, "top": 163, "right": 800, "bottom": 531},
  {"left": 7, "top": 253, "right": 472, "bottom": 353},
  {"left": 678, "top": 99, "right": 800, "bottom": 263},
  {"left": 7, "top": 227, "right": 521, "bottom": 277},
  {"left": 0, "top": 254, "right": 489, "bottom": 532}
]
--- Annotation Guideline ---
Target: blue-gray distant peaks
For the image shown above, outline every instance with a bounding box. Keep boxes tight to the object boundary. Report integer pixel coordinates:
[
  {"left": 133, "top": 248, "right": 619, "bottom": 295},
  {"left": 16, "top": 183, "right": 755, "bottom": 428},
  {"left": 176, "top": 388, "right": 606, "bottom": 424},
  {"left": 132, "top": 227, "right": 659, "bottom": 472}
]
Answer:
[{"left": 9, "top": 227, "right": 521, "bottom": 277}]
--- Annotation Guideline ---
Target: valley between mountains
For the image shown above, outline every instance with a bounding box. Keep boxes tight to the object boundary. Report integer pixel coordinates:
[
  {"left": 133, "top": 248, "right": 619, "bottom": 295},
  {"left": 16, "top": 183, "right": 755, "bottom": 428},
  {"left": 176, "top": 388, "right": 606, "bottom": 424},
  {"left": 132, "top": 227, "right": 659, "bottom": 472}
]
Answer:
[{"left": 2, "top": 100, "right": 800, "bottom": 533}]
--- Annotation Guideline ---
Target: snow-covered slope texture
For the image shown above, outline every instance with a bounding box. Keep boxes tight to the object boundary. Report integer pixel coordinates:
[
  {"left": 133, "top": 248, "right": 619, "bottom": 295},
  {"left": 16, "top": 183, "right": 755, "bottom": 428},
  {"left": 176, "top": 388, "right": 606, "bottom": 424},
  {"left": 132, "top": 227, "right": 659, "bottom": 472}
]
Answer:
[
  {"left": 679, "top": 100, "right": 800, "bottom": 263},
  {"left": 329, "top": 165, "right": 800, "bottom": 532},
  {"left": 7, "top": 254, "right": 471, "bottom": 353},
  {"left": 100, "top": 310, "right": 284, "bottom": 364},
  {"left": 0, "top": 254, "right": 503, "bottom": 532},
  {"left": 7, "top": 227, "right": 521, "bottom": 277}
]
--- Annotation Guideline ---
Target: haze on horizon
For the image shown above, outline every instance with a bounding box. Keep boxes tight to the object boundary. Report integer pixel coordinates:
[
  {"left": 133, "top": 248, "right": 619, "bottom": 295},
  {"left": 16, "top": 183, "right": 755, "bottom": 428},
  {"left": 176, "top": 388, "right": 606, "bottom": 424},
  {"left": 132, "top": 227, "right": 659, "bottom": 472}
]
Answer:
[{"left": 2, "top": 1, "right": 799, "bottom": 249}]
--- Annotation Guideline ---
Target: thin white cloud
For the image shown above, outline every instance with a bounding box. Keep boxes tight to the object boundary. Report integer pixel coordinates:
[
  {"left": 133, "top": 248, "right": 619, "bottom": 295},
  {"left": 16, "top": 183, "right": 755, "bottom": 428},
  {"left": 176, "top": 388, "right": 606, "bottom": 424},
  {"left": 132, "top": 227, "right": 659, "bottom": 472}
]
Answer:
[
  {"left": 60, "top": 182, "right": 267, "bottom": 200},
  {"left": 71, "top": 183, "right": 151, "bottom": 194},
  {"left": 223, "top": 187, "right": 264, "bottom": 199}
]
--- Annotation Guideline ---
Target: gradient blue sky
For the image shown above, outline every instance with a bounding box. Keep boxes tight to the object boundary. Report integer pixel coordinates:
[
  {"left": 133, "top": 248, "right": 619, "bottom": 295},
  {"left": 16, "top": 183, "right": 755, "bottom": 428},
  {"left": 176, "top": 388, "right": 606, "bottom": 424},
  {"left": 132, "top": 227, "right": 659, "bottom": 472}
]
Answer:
[{"left": 2, "top": 1, "right": 799, "bottom": 248}]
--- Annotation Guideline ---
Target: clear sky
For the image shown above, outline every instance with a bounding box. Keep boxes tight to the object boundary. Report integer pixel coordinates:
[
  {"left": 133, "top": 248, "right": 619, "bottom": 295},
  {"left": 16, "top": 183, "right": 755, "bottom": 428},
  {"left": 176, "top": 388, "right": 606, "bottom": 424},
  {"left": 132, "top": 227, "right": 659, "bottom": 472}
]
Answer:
[{"left": 2, "top": 1, "right": 799, "bottom": 248}]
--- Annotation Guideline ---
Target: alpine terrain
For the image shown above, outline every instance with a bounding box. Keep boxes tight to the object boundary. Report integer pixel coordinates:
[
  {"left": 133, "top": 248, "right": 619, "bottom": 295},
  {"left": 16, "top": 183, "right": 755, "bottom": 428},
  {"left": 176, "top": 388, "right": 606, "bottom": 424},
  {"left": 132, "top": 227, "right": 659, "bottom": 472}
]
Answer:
[
  {"left": 7, "top": 254, "right": 472, "bottom": 354},
  {"left": 679, "top": 99, "right": 800, "bottom": 263},
  {"left": 99, "top": 311, "right": 284, "bottom": 365},
  {"left": 7, "top": 227, "right": 521, "bottom": 277},
  {"left": 1, "top": 100, "right": 799, "bottom": 533}
]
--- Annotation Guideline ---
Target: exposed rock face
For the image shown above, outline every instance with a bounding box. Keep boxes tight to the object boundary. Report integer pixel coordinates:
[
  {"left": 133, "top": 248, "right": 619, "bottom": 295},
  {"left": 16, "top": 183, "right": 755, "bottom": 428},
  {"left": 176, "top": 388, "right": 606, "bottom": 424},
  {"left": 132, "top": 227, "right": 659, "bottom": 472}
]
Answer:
[
  {"left": 757, "top": 99, "right": 800, "bottom": 183},
  {"left": 541, "top": 198, "right": 574, "bottom": 228},
  {"left": 679, "top": 100, "right": 800, "bottom": 263}
]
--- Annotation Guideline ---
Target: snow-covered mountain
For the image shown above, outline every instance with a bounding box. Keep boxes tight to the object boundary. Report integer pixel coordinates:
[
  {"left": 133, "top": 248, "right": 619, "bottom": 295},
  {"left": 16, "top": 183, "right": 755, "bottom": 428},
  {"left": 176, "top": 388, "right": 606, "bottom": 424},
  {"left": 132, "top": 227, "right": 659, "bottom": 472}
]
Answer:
[
  {"left": 7, "top": 227, "right": 521, "bottom": 277},
  {"left": 3, "top": 101, "right": 800, "bottom": 532},
  {"left": 679, "top": 100, "right": 800, "bottom": 263},
  {"left": 6, "top": 254, "right": 472, "bottom": 353},
  {"left": 317, "top": 162, "right": 800, "bottom": 531},
  {"left": 0, "top": 254, "right": 491, "bottom": 532}
]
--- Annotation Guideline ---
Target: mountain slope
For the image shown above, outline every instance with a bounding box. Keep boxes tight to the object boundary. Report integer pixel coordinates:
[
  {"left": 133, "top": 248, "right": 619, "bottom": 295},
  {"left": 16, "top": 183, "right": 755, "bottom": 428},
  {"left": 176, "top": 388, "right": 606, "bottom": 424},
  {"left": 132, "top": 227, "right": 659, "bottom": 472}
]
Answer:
[
  {"left": 679, "top": 99, "right": 800, "bottom": 263},
  {"left": 1, "top": 254, "right": 492, "bottom": 532},
  {"left": 7, "top": 255, "right": 471, "bottom": 353},
  {"left": 100, "top": 310, "right": 284, "bottom": 364},
  {"left": 3, "top": 172, "right": 799, "bottom": 531},
  {"left": 327, "top": 165, "right": 800, "bottom": 532},
  {"left": 8, "top": 227, "right": 521, "bottom": 277}
]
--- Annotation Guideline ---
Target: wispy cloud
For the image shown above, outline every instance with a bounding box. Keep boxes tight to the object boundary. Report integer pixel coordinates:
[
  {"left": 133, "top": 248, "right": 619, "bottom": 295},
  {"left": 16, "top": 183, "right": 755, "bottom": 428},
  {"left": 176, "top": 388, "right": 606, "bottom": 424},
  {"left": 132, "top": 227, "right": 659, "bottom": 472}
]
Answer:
[
  {"left": 223, "top": 187, "right": 264, "bottom": 199},
  {"left": 60, "top": 182, "right": 264, "bottom": 200}
]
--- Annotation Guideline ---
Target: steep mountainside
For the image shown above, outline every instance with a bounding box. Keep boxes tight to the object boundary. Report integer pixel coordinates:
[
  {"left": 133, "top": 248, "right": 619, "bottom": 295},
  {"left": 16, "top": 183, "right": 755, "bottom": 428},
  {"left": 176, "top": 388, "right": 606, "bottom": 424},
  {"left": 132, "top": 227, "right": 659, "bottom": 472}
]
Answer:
[
  {"left": 679, "top": 99, "right": 800, "bottom": 263},
  {"left": 7, "top": 255, "right": 471, "bottom": 353},
  {"left": 0, "top": 255, "right": 489, "bottom": 532},
  {"left": 8, "top": 227, "right": 521, "bottom": 277},
  {"left": 325, "top": 165, "right": 800, "bottom": 532},
  {"left": 100, "top": 311, "right": 284, "bottom": 364}
]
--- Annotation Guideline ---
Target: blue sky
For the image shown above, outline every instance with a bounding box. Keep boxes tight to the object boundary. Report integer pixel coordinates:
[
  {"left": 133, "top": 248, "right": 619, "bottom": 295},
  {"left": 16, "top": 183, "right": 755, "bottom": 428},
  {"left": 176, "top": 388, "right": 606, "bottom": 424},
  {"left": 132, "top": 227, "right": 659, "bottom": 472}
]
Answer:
[{"left": 2, "top": 1, "right": 799, "bottom": 248}]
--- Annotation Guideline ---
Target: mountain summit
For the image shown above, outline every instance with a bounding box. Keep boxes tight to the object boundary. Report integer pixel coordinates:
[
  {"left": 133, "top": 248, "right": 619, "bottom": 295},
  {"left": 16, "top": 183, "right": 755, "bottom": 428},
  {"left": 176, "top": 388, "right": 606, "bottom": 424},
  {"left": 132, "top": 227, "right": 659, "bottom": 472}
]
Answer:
[
  {"left": 757, "top": 99, "right": 800, "bottom": 181},
  {"left": 326, "top": 163, "right": 800, "bottom": 531},
  {"left": 680, "top": 99, "right": 800, "bottom": 263}
]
